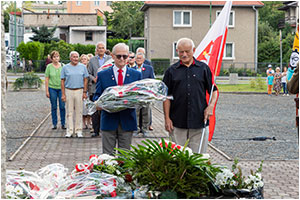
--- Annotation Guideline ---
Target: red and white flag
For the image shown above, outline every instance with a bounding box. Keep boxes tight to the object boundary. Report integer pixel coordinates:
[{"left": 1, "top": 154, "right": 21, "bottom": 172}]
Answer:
[{"left": 194, "top": 1, "right": 232, "bottom": 141}]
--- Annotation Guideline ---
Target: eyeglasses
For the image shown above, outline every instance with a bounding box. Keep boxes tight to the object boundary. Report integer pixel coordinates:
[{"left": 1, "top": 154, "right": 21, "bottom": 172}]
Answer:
[
  {"left": 129, "top": 56, "right": 135, "bottom": 59},
  {"left": 115, "top": 55, "right": 128, "bottom": 60}
]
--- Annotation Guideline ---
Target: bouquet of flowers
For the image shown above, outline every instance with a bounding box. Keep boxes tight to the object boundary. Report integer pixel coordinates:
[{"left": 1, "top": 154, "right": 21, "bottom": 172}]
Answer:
[
  {"left": 94, "top": 79, "right": 170, "bottom": 113},
  {"left": 214, "top": 158, "right": 264, "bottom": 198},
  {"left": 6, "top": 164, "right": 69, "bottom": 199}
]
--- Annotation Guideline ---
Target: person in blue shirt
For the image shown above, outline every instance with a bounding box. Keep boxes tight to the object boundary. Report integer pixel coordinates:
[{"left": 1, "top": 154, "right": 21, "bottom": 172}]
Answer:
[
  {"left": 267, "top": 71, "right": 274, "bottom": 96},
  {"left": 61, "top": 51, "right": 89, "bottom": 138},
  {"left": 132, "top": 52, "right": 155, "bottom": 137}
]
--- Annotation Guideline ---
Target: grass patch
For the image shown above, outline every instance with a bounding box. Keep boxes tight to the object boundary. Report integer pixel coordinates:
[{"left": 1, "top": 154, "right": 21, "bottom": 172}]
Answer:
[{"left": 217, "top": 83, "right": 267, "bottom": 93}]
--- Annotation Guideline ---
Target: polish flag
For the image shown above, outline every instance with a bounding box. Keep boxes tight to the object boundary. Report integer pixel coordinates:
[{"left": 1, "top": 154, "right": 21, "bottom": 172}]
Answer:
[{"left": 194, "top": 1, "right": 232, "bottom": 141}]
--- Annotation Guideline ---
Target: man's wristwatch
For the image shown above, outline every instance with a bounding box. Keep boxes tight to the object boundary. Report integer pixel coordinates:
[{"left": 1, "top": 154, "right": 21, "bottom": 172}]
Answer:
[{"left": 83, "top": 91, "right": 87, "bottom": 93}]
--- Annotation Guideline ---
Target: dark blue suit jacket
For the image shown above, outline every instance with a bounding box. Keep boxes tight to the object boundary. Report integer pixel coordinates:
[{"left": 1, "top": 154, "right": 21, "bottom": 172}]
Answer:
[
  {"left": 133, "top": 64, "right": 155, "bottom": 79},
  {"left": 94, "top": 66, "right": 142, "bottom": 131}
]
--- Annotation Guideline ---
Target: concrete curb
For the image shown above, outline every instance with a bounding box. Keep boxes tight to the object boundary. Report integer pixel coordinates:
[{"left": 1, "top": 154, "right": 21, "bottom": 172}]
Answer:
[{"left": 8, "top": 112, "right": 51, "bottom": 161}]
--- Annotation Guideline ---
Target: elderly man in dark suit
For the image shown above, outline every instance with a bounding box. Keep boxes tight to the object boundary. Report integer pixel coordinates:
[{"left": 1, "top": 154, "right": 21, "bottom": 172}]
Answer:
[
  {"left": 133, "top": 52, "right": 155, "bottom": 137},
  {"left": 94, "top": 43, "right": 142, "bottom": 155},
  {"left": 88, "top": 42, "right": 112, "bottom": 137}
]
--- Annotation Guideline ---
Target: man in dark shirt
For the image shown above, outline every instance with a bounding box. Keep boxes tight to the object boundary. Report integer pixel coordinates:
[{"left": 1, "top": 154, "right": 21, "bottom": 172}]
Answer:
[{"left": 162, "top": 38, "right": 218, "bottom": 153}]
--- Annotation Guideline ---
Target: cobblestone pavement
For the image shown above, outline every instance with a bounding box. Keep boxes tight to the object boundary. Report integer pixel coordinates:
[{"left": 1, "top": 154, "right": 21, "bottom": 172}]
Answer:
[{"left": 6, "top": 104, "right": 299, "bottom": 199}]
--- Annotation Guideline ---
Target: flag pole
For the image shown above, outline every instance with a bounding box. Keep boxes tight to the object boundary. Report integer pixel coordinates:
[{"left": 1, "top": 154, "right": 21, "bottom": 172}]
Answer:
[{"left": 198, "top": 60, "right": 219, "bottom": 154}]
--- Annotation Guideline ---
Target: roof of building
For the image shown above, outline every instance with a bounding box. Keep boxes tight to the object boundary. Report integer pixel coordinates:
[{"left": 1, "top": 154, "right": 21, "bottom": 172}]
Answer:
[
  {"left": 278, "top": 1, "right": 298, "bottom": 10},
  {"left": 141, "top": 1, "right": 264, "bottom": 11}
]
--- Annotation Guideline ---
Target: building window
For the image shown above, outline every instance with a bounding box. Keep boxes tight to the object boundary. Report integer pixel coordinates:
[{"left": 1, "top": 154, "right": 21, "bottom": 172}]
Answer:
[
  {"left": 76, "top": 1, "right": 81, "bottom": 6},
  {"left": 216, "top": 10, "right": 235, "bottom": 28},
  {"left": 224, "top": 43, "right": 234, "bottom": 59},
  {"left": 107, "top": 1, "right": 112, "bottom": 6},
  {"left": 173, "top": 10, "right": 192, "bottom": 27},
  {"left": 85, "top": 31, "right": 93, "bottom": 41},
  {"left": 94, "top": 1, "right": 100, "bottom": 6},
  {"left": 173, "top": 42, "right": 179, "bottom": 59}
]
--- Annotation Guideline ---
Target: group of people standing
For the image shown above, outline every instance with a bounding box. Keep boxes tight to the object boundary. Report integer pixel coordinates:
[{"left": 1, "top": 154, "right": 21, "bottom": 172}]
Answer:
[
  {"left": 44, "top": 42, "right": 155, "bottom": 140},
  {"left": 266, "top": 64, "right": 294, "bottom": 96},
  {"left": 45, "top": 38, "right": 215, "bottom": 155}
]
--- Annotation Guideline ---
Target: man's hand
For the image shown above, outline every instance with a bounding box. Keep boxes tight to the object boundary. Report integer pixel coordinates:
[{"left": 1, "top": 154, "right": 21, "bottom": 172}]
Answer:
[
  {"left": 165, "top": 117, "right": 174, "bottom": 133},
  {"left": 204, "top": 104, "right": 214, "bottom": 123},
  {"left": 61, "top": 94, "right": 66, "bottom": 102},
  {"left": 83, "top": 93, "right": 87, "bottom": 100},
  {"left": 96, "top": 106, "right": 102, "bottom": 111},
  {"left": 46, "top": 91, "right": 50, "bottom": 98},
  {"left": 93, "top": 77, "right": 97, "bottom": 83}
]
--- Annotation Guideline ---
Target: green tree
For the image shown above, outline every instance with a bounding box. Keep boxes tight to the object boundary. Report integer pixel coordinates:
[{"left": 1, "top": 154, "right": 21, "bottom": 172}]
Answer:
[
  {"left": 2, "top": 1, "right": 22, "bottom": 32},
  {"left": 30, "top": 25, "right": 60, "bottom": 43},
  {"left": 109, "top": 1, "right": 144, "bottom": 39},
  {"left": 259, "top": 1, "right": 284, "bottom": 31},
  {"left": 258, "top": 1, "right": 294, "bottom": 64}
]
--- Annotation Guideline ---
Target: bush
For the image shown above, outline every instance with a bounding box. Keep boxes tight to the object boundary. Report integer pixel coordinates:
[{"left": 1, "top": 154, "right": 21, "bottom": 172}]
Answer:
[
  {"left": 250, "top": 79, "right": 256, "bottom": 88},
  {"left": 44, "top": 40, "right": 74, "bottom": 61},
  {"left": 151, "top": 58, "right": 170, "bottom": 75},
  {"left": 72, "top": 43, "right": 96, "bottom": 56},
  {"left": 128, "top": 40, "right": 144, "bottom": 52},
  {"left": 107, "top": 38, "right": 128, "bottom": 51},
  {"left": 256, "top": 74, "right": 265, "bottom": 89},
  {"left": 17, "top": 41, "right": 44, "bottom": 71},
  {"left": 13, "top": 72, "right": 42, "bottom": 90}
]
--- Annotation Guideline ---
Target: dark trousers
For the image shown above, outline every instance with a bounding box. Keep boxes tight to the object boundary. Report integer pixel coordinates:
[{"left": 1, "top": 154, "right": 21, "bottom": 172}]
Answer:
[{"left": 90, "top": 94, "right": 100, "bottom": 134}]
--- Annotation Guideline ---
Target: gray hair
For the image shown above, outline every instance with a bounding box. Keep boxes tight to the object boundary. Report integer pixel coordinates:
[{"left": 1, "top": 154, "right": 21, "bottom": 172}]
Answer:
[
  {"left": 112, "top": 43, "right": 129, "bottom": 54},
  {"left": 176, "top": 38, "right": 195, "bottom": 49},
  {"left": 69, "top": 51, "right": 79, "bottom": 58},
  {"left": 135, "top": 52, "right": 145, "bottom": 59},
  {"left": 96, "top": 41, "right": 106, "bottom": 49},
  {"left": 136, "top": 47, "right": 145, "bottom": 54}
]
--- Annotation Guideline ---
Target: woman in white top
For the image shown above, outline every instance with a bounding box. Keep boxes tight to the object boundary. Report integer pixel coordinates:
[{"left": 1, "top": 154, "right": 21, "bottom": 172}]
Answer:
[{"left": 281, "top": 67, "right": 288, "bottom": 96}]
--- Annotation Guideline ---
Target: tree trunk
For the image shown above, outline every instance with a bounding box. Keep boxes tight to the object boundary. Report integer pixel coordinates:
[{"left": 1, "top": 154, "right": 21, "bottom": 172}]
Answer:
[{"left": 1, "top": 7, "right": 7, "bottom": 198}]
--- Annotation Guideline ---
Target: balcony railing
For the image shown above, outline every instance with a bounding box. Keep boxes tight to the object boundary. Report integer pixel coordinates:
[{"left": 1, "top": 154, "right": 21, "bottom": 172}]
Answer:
[{"left": 278, "top": 16, "right": 297, "bottom": 29}]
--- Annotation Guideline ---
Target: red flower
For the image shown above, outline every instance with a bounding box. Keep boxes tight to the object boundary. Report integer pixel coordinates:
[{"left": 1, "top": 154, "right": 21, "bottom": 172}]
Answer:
[
  {"left": 125, "top": 173, "right": 133, "bottom": 182},
  {"left": 142, "top": 67, "right": 145, "bottom": 71}
]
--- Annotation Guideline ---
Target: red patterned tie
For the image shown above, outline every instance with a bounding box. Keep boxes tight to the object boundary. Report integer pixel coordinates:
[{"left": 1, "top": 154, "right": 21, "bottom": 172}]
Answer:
[{"left": 118, "top": 69, "right": 123, "bottom": 85}]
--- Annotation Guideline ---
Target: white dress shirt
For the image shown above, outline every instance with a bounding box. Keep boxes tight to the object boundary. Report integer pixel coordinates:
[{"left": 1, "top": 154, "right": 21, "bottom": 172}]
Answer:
[{"left": 113, "top": 65, "right": 127, "bottom": 85}]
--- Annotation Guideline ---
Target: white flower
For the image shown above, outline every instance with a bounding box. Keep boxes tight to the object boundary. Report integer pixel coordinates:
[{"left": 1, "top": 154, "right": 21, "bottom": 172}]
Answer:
[
  {"left": 116, "top": 170, "right": 121, "bottom": 175},
  {"left": 14, "top": 185, "right": 23, "bottom": 195},
  {"left": 230, "top": 180, "right": 236, "bottom": 186},
  {"left": 6, "top": 185, "right": 15, "bottom": 193},
  {"left": 244, "top": 178, "right": 251, "bottom": 185},
  {"left": 253, "top": 183, "right": 259, "bottom": 189},
  {"left": 258, "top": 181, "right": 264, "bottom": 188},
  {"left": 99, "top": 154, "right": 115, "bottom": 161},
  {"left": 106, "top": 160, "right": 118, "bottom": 166},
  {"left": 256, "top": 173, "right": 262, "bottom": 180},
  {"left": 202, "top": 153, "right": 210, "bottom": 159}
]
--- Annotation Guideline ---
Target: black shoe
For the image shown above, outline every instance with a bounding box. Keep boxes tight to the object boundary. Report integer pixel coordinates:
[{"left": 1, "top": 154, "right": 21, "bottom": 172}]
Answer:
[
  {"left": 52, "top": 126, "right": 57, "bottom": 130},
  {"left": 91, "top": 133, "right": 99, "bottom": 137},
  {"left": 62, "top": 125, "right": 66, "bottom": 130}
]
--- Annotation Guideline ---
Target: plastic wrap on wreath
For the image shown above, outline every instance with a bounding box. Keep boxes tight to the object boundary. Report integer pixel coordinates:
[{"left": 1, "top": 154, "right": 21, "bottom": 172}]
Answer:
[
  {"left": 83, "top": 98, "right": 97, "bottom": 116},
  {"left": 56, "top": 172, "right": 131, "bottom": 199},
  {"left": 94, "top": 78, "right": 170, "bottom": 113},
  {"left": 6, "top": 169, "right": 57, "bottom": 199}
]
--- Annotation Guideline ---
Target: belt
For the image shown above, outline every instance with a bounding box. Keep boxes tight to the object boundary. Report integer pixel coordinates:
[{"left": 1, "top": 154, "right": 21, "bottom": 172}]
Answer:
[{"left": 66, "top": 88, "right": 83, "bottom": 90}]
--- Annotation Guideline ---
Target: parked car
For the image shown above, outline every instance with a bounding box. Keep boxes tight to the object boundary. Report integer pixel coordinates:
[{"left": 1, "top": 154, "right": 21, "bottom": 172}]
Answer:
[{"left": 6, "top": 55, "right": 13, "bottom": 69}]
